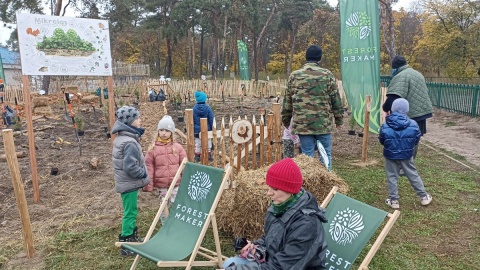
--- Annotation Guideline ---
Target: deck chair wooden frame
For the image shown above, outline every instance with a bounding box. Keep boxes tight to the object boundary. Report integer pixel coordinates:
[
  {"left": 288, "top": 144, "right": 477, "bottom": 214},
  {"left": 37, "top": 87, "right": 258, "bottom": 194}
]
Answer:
[
  {"left": 320, "top": 186, "right": 400, "bottom": 270},
  {"left": 115, "top": 158, "right": 232, "bottom": 270}
]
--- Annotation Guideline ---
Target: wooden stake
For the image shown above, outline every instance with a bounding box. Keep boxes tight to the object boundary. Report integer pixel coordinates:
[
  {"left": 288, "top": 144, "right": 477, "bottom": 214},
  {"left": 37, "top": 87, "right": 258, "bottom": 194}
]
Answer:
[
  {"left": 185, "top": 109, "right": 194, "bottom": 161},
  {"left": 212, "top": 118, "right": 218, "bottom": 167},
  {"left": 273, "top": 103, "right": 282, "bottom": 161},
  {"left": 252, "top": 115, "right": 257, "bottom": 170},
  {"left": 267, "top": 113, "right": 273, "bottom": 164},
  {"left": 107, "top": 76, "right": 116, "bottom": 142},
  {"left": 361, "top": 95, "right": 372, "bottom": 163},
  {"left": 2, "top": 129, "right": 35, "bottom": 258},
  {"left": 21, "top": 75, "right": 40, "bottom": 203},
  {"left": 221, "top": 118, "right": 226, "bottom": 167},
  {"left": 259, "top": 115, "right": 265, "bottom": 168},
  {"left": 200, "top": 118, "right": 208, "bottom": 165}
]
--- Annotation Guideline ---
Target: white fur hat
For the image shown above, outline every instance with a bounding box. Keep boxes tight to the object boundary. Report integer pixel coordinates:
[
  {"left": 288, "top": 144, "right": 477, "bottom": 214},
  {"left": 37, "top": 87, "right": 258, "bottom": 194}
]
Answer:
[{"left": 157, "top": 115, "right": 175, "bottom": 133}]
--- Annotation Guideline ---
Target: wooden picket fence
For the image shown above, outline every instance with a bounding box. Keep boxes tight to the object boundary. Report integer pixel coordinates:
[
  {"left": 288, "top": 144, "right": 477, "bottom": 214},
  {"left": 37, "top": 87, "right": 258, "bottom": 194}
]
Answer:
[
  {"left": 1, "top": 85, "right": 24, "bottom": 104},
  {"left": 183, "top": 103, "right": 283, "bottom": 183}
]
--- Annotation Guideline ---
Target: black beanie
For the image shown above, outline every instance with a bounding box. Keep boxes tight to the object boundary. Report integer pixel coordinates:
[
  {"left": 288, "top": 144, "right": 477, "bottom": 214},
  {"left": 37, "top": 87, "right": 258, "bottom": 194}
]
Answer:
[
  {"left": 305, "top": 45, "right": 323, "bottom": 62},
  {"left": 392, "top": 56, "right": 407, "bottom": 69}
]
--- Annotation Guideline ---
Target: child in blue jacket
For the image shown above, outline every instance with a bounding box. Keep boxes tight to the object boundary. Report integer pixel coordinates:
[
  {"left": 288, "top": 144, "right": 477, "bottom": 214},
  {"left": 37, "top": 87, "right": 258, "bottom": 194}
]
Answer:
[
  {"left": 379, "top": 98, "right": 432, "bottom": 209},
  {"left": 193, "top": 90, "right": 214, "bottom": 161}
]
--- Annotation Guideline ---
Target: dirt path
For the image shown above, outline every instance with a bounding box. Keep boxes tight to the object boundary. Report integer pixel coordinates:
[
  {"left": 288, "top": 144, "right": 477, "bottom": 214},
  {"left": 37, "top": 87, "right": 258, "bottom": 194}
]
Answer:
[{"left": 422, "top": 109, "right": 480, "bottom": 168}]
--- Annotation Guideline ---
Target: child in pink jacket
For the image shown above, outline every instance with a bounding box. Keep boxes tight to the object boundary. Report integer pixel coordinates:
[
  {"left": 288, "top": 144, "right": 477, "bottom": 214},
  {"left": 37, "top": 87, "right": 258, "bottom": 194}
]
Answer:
[{"left": 144, "top": 115, "right": 186, "bottom": 221}]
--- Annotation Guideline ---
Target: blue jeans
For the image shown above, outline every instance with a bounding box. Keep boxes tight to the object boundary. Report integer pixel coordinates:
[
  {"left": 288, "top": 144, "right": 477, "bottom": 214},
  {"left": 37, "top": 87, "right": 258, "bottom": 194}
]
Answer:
[
  {"left": 222, "top": 256, "right": 258, "bottom": 268},
  {"left": 299, "top": 134, "right": 332, "bottom": 170}
]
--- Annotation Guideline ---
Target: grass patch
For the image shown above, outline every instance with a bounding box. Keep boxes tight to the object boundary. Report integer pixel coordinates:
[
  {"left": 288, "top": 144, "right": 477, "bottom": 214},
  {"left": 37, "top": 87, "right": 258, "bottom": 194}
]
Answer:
[
  {"left": 445, "top": 121, "right": 456, "bottom": 127},
  {"left": 4, "top": 140, "right": 478, "bottom": 270}
]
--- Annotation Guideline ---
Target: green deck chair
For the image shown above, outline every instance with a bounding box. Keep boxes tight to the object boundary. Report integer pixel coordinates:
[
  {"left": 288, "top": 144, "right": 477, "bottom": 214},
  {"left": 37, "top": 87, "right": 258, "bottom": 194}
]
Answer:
[
  {"left": 319, "top": 186, "right": 400, "bottom": 270},
  {"left": 115, "top": 158, "right": 232, "bottom": 270}
]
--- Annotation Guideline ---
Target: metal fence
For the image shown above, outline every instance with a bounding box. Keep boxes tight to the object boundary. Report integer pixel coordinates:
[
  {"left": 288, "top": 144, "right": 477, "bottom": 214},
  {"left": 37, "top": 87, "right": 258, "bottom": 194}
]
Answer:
[{"left": 380, "top": 76, "right": 480, "bottom": 117}]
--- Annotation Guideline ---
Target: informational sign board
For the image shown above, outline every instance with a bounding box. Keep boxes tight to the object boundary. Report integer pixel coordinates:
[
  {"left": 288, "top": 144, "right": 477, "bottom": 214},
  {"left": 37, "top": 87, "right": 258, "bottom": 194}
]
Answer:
[{"left": 16, "top": 13, "right": 112, "bottom": 76}]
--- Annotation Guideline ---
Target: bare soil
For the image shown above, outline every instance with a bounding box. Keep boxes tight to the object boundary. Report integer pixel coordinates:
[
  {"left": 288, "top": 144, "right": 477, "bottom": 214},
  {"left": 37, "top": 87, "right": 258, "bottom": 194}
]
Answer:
[{"left": 423, "top": 108, "right": 480, "bottom": 168}]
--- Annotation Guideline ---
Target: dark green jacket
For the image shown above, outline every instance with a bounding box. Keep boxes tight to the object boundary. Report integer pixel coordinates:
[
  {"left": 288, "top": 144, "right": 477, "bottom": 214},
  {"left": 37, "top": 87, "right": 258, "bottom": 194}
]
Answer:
[
  {"left": 227, "top": 190, "right": 328, "bottom": 270},
  {"left": 387, "top": 65, "right": 433, "bottom": 119},
  {"left": 282, "top": 63, "right": 344, "bottom": 135}
]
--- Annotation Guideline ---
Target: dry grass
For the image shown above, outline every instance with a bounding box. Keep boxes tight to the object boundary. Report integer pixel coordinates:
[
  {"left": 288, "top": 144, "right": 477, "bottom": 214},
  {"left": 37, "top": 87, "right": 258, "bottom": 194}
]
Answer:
[{"left": 216, "top": 155, "right": 349, "bottom": 239}]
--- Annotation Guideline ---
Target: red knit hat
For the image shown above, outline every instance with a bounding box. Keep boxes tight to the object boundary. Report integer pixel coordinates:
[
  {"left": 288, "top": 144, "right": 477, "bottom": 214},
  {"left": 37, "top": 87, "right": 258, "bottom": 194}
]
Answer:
[{"left": 266, "top": 158, "right": 303, "bottom": 194}]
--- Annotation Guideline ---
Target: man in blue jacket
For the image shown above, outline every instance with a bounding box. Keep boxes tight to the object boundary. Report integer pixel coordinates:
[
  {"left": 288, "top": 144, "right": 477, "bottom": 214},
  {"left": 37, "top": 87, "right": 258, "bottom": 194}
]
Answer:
[{"left": 379, "top": 98, "right": 432, "bottom": 209}]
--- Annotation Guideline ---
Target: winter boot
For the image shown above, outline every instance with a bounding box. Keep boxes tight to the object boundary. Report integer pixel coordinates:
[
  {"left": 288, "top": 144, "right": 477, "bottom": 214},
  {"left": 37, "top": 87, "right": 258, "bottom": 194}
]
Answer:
[
  {"left": 208, "top": 152, "right": 214, "bottom": 162},
  {"left": 194, "top": 154, "right": 201, "bottom": 162},
  {"left": 118, "top": 234, "right": 136, "bottom": 256},
  {"left": 132, "top": 227, "right": 144, "bottom": 242}
]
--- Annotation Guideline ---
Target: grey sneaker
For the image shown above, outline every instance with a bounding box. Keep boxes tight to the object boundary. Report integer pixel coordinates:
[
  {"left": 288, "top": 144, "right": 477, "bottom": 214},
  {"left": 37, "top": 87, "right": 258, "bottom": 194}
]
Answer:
[
  {"left": 420, "top": 194, "right": 432, "bottom": 206},
  {"left": 385, "top": 198, "right": 400, "bottom": 209}
]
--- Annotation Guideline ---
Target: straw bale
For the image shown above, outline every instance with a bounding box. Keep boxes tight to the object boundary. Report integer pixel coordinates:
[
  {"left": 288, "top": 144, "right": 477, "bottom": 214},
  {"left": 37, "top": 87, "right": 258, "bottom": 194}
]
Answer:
[
  {"left": 217, "top": 155, "right": 349, "bottom": 239},
  {"left": 33, "top": 105, "right": 53, "bottom": 116},
  {"left": 32, "top": 97, "right": 50, "bottom": 108},
  {"left": 81, "top": 95, "right": 100, "bottom": 104}
]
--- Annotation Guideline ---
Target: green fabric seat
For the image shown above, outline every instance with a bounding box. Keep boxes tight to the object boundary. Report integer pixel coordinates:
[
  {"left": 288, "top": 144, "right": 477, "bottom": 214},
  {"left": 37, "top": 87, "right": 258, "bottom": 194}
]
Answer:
[
  {"left": 320, "top": 187, "right": 400, "bottom": 270},
  {"left": 120, "top": 159, "right": 231, "bottom": 269}
]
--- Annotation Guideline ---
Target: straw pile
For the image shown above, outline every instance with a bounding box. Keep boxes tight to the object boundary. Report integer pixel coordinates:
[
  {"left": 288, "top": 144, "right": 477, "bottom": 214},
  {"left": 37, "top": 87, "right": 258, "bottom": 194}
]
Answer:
[
  {"left": 32, "top": 97, "right": 49, "bottom": 108},
  {"left": 81, "top": 95, "right": 99, "bottom": 104},
  {"left": 33, "top": 105, "right": 53, "bottom": 115},
  {"left": 216, "top": 155, "right": 349, "bottom": 239},
  {"left": 31, "top": 97, "right": 53, "bottom": 115}
]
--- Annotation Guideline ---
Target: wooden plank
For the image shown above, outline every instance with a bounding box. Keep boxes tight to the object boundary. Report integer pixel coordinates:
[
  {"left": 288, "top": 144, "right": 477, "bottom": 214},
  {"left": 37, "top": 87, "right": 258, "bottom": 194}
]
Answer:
[
  {"left": 221, "top": 118, "right": 226, "bottom": 167},
  {"left": 361, "top": 95, "right": 371, "bottom": 163},
  {"left": 2, "top": 129, "right": 36, "bottom": 258},
  {"left": 200, "top": 118, "right": 208, "bottom": 165},
  {"left": 212, "top": 118, "right": 218, "bottom": 167},
  {"left": 185, "top": 109, "right": 194, "bottom": 161},
  {"left": 21, "top": 76, "right": 40, "bottom": 203},
  {"left": 273, "top": 103, "right": 282, "bottom": 161},
  {"left": 267, "top": 113, "right": 273, "bottom": 164},
  {"left": 107, "top": 77, "right": 116, "bottom": 142},
  {"left": 252, "top": 115, "right": 257, "bottom": 170},
  {"left": 259, "top": 115, "right": 265, "bottom": 168}
]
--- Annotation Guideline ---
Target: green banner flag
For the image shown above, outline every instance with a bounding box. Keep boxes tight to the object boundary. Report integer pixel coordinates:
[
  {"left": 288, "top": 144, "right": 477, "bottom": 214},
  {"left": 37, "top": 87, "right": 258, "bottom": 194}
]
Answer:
[
  {"left": 340, "top": 0, "right": 381, "bottom": 133},
  {"left": 323, "top": 193, "right": 387, "bottom": 269},
  {"left": 0, "top": 50, "right": 5, "bottom": 87},
  {"left": 237, "top": 40, "right": 250, "bottom": 80}
]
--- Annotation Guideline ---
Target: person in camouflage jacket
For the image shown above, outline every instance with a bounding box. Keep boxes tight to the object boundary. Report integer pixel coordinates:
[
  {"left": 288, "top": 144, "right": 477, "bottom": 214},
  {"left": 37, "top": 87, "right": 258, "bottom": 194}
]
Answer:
[{"left": 282, "top": 44, "right": 344, "bottom": 170}]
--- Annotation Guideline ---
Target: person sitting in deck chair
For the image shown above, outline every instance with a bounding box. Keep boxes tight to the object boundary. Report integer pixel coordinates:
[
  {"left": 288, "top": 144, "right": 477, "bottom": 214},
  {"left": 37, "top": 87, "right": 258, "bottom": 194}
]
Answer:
[{"left": 221, "top": 158, "right": 328, "bottom": 270}]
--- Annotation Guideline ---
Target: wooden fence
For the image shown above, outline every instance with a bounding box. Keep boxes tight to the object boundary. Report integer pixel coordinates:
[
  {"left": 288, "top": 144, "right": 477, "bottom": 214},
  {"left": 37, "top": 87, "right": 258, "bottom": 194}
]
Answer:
[{"left": 183, "top": 103, "right": 283, "bottom": 181}]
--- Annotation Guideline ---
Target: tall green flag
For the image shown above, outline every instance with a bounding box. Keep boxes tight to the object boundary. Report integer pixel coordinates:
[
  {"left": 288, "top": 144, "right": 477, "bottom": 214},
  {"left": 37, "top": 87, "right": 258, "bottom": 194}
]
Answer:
[
  {"left": 0, "top": 50, "right": 5, "bottom": 87},
  {"left": 340, "top": 0, "right": 381, "bottom": 133},
  {"left": 237, "top": 40, "right": 250, "bottom": 80}
]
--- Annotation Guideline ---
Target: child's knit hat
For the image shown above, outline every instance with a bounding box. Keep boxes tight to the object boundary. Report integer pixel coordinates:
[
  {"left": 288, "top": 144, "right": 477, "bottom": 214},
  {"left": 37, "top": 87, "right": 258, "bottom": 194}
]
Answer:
[
  {"left": 266, "top": 158, "right": 303, "bottom": 194},
  {"left": 157, "top": 115, "right": 175, "bottom": 133},
  {"left": 195, "top": 91, "right": 207, "bottom": 103},
  {"left": 116, "top": 106, "right": 140, "bottom": 125},
  {"left": 392, "top": 98, "right": 409, "bottom": 114}
]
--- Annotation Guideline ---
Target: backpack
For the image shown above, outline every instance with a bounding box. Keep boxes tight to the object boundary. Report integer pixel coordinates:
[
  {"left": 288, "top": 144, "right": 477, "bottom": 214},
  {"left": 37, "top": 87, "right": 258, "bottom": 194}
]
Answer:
[
  {"left": 156, "top": 89, "right": 166, "bottom": 101},
  {"left": 2, "top": 105, "right": 16, "bottom": 126}
]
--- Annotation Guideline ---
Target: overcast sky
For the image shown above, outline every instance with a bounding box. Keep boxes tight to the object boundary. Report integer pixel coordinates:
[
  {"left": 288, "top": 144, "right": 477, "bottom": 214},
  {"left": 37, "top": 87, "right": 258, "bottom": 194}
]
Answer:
[{"left": 1, "top": 0, "right": 416, "bottom": 48}]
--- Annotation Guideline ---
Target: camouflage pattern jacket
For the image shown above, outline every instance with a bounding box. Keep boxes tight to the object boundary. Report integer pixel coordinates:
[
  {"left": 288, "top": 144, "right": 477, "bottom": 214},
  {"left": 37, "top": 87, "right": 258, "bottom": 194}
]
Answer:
[{"left": 282, "top": 62, "right": 344, "bottom": 135}]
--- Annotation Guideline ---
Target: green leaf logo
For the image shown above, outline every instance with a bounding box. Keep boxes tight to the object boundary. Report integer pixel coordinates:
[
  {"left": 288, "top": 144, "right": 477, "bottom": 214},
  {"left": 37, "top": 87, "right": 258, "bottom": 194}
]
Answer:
[{"left": 346, "top": 12, "right": 372, "bottom": 40}]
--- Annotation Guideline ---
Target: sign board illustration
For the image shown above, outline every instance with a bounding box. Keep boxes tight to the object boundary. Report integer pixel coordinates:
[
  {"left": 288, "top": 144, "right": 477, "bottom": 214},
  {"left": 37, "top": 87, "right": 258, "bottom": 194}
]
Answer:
[{"left": 16, "top": 13, "right": 112, "bottom": 76}]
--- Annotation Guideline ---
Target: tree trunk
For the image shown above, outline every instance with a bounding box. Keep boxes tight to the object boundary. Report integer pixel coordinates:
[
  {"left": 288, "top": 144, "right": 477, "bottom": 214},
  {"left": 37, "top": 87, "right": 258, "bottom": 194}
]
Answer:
[
  {"left": 220, "top": 15, "right": 228, "bottom": 78},
  {"left": 211, "top": 37, "right": 218, "bottom": 80},
  {"left": 380, "top": 0, "right": 397, "bottom": 61},
  {"left": 287, "top": 28, "right": 297, "bottom": 75},
  {"left": 165, "top": 37, "right": 172, "bottom": 77},
  {"left": 199, "top": 29, "right": 204, "bottom": 77},
  {"left": 42, "top": 0, "right": 63, "bottom": 93},
  {"left": 188, "top": 22, "right": 193, "bottom": 79},
  {"left": 156, "top": 31, "right": 162, "bottom": 76}
]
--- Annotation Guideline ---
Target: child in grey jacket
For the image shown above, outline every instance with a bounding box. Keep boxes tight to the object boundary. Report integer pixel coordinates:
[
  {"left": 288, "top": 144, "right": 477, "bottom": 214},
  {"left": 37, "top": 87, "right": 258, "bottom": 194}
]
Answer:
[{"left": 111, "top": 106, "right": 150, "bottom": 256}]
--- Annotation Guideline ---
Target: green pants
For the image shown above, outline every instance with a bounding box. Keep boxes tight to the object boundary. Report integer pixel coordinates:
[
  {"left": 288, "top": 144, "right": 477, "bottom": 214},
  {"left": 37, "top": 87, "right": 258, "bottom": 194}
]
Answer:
[{"left": 121, "top": 190, "right": 138, "bottom": 237}]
